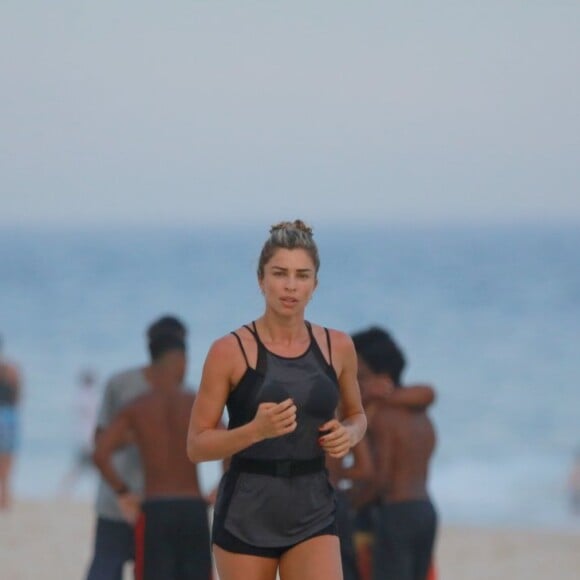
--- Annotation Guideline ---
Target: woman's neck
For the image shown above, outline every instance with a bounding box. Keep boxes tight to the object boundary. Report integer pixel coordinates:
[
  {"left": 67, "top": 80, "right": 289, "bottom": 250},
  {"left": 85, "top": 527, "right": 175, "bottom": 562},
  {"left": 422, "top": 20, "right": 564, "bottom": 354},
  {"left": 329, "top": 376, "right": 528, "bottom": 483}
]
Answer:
[{"left": 256, "top": 313, "right": 308, "bottom": 346}]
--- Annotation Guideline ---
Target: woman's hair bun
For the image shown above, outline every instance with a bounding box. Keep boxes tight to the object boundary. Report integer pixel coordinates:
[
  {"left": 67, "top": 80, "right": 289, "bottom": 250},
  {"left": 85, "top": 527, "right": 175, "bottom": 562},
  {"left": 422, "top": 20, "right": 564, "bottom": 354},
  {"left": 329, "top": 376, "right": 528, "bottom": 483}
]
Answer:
[{"left": 270, "top": 220, "right": 313, "bottom": 236}]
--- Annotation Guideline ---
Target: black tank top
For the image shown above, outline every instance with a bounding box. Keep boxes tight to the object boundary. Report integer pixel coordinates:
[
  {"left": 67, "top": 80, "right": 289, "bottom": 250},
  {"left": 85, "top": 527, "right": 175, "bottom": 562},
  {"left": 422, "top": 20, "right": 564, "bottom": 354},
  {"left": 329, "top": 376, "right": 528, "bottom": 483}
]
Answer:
[
  {"left": 227, "top": 321, "right": 340, "bottom": 460},
  {"left": 215, "top": 321, "right": 340, "bottom": 547}
]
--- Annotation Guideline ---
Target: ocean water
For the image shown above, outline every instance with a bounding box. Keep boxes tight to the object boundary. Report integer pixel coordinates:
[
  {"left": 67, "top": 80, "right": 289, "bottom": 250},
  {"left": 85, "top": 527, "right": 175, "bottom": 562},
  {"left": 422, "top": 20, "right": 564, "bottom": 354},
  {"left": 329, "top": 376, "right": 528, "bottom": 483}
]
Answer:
[{"left": 1, "top": 224, "right": 579, "bottom": 532}]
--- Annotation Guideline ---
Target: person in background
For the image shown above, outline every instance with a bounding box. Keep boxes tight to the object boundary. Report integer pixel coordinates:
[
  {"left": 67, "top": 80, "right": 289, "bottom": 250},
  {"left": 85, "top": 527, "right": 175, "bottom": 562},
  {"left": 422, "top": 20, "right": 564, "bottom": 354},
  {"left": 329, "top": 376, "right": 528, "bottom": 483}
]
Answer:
[
  {"left": 187, "top": 220, "right": 367, "bottom": 580},
  {"left": 351, "top": 326, "right": 438, "bottom": 580},
  {"left": 328, "top": 386, "right": 433, "bottom": 580},
  {"left": 0, "top": 335, "right": 22, "bottom": 511},
  {"left": 568, "top": 447, "right": 580, "bottom": 516},
  {"left": 93, "top": 330, "right": 214, "bottom": 580},
  {"left": 85, "top": 315, "right": 187, "bottom": 580},
  {"left": 347, "top": 380, "right": 436, "bottom": 580},
  {"left": 58, "top": 368, "right": 100, "bottom": 496},
  {"left": 327, "top": 439, "right": 373, "bottom": 580}
]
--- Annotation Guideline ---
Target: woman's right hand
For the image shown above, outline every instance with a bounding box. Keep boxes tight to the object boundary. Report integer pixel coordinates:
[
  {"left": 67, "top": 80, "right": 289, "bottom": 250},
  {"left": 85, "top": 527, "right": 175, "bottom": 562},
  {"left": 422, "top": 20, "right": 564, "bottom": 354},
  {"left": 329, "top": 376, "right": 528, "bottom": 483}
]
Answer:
[{"left": 253, "top": 398, "right": 297, "bottom": 440}]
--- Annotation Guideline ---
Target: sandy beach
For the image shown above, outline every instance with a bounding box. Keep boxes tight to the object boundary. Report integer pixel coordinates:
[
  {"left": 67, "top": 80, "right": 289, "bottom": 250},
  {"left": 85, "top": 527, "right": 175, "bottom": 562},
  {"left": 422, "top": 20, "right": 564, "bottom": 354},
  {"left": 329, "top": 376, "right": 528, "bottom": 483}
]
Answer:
[{"left": 1, "top": 500, "right": 579, "bottom": 579}]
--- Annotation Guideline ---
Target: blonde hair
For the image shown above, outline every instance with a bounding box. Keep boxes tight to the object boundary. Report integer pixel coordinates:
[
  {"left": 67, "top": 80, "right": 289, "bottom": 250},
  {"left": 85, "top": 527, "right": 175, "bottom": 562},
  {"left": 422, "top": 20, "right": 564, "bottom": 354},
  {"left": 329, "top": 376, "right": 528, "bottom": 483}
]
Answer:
[{"left": 257, "top": 219, "right": 320, "bottom": 278}]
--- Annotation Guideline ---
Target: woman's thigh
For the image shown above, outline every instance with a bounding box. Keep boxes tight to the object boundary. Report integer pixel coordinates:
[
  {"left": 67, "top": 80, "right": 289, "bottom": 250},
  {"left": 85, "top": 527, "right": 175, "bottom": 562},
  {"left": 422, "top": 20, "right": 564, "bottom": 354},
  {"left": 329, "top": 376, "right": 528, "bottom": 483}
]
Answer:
[
  {"left": 279, "top": 535, "right": 343, "bottom": 580},
  {"left": 213, "top": 544, "right": 279, "bottom": 580}
]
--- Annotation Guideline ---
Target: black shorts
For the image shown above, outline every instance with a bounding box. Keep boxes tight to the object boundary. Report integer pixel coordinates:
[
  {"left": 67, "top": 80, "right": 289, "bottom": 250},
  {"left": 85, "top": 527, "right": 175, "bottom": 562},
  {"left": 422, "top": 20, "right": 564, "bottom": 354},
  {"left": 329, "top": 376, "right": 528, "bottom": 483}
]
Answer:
[
  {"left": 135, "top": 497, "right": 212, "bottom": 580},
  {"left": 213, "top": 520, "right": 338, "bottom": 559},
  {"left": 373, "top": 499, "right": 437, "bottom": 580},
  {"left": 212, "top": 457, "right": 338, "bottom": 558}
]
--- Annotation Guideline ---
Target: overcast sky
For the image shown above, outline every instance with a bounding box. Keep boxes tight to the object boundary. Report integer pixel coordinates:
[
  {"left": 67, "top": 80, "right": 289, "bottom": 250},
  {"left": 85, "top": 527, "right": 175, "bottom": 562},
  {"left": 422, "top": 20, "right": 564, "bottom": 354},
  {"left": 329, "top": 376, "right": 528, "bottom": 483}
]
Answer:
[{"left": 1, "top": 1, "right": 579, "bottom": 228}]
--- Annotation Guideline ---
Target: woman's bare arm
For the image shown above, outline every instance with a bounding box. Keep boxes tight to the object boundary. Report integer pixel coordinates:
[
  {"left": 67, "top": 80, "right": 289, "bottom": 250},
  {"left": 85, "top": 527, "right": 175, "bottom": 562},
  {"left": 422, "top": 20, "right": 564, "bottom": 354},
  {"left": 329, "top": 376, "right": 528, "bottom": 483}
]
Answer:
[
  {"left": 187, "top": 336, "right": 298, "bottom": 463},
  {"left": 319, "top": 331, "right": 367, "bottom": 459}
]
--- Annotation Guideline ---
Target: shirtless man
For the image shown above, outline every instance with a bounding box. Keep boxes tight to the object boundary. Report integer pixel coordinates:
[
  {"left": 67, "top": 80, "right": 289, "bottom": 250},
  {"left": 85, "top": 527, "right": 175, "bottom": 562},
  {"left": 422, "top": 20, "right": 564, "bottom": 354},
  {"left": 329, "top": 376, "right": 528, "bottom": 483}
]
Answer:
[
  {"left": 351, "top": 326, "right": 437, "bottom": 580},
  {"left": 329, "top": 387, "right": 435, "bottom": 580},
  {"left": 93, "top": 330, "right": 213, "bottom": 580},
  {"left": 86, "top": 316, "right": 189, "bottom": 579}
]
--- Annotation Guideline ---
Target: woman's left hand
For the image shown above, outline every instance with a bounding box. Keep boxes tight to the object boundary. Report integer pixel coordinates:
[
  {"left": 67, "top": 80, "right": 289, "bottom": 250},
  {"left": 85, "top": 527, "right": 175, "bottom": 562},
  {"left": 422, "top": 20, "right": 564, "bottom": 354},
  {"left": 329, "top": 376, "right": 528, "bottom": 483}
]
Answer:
[{"left": 318, "top": 419, "right": 353, "bottom": 459}]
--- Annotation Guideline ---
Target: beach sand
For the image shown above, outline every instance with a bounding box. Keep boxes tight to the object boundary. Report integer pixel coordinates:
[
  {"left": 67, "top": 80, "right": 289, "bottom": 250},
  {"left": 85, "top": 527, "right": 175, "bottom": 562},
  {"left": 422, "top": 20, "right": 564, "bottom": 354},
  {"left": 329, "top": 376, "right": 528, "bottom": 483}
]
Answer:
[{"left": 1, "top": 500, "right": 579, "bottom": 579}]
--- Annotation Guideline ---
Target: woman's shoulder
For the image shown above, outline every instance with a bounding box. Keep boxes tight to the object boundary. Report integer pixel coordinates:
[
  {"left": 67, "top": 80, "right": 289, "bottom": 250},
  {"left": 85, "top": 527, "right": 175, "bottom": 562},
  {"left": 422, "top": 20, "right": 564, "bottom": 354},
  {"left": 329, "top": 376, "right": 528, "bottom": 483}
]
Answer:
[
  {"left": 309, "top": 323, "right": 354, "bottom": 352},
  {"left": 207, "top": 324, "right": 255, "bottom": 357},
  {"left": 207, "top": 333, "right": 237, "bottom": 356}
]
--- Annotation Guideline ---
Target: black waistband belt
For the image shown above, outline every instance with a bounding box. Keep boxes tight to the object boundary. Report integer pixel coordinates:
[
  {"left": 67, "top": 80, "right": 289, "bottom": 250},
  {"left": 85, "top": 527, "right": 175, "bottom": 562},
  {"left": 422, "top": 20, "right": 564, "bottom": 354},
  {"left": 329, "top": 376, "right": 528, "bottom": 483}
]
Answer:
[{"left": 230, "top": 456, "right": 325, "bottom": 478}]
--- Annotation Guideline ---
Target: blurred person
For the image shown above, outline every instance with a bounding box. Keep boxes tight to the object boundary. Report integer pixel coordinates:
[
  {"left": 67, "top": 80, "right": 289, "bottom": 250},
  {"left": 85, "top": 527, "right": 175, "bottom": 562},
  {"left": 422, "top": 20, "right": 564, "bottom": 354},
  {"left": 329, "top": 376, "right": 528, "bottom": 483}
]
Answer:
[
  {"left": 351, "top": 326, "right": 438, "bottom": 580},
  {"left": 58, "top": 368, "right": 100, "bottom": 496},
  {"left": 348, "top": 385, "right": 436, "bottom": 580},
  {"left": 187, "top": 220, "right": 367, "bottom": 580},
  {"left": 347, "top": 390, "right": 435, "bottom": 580},
  {"left": 0, "top": 335, "right": 22, "bottom": 511},
  {"left": 568, "top": 447, "right": 580, "bottom": 515},
  {"left": 85, "top": 315, "right": 187, "bottom": 580},
  {"left": 327, "top": 439, "right": 373, "bottom": 580},
  {"left": 93, "top": 330, "right": 214, "bottom": 580}
]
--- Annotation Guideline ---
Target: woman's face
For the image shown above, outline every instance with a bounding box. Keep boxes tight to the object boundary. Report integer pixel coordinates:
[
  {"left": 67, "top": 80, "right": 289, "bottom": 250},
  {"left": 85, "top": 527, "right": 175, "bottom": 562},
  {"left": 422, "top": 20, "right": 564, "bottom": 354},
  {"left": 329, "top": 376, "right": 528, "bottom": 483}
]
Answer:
[{"left": 259, "top": 248, "right": 318, "bottom": 315}]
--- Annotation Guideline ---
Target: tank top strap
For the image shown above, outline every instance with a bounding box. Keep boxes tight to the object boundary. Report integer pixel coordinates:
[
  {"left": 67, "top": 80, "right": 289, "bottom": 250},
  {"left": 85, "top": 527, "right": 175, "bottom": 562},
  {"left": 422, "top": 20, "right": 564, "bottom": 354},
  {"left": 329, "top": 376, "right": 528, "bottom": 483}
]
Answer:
[
  {"left": 324, "top": 327, "right": 333, "bottom": 367},
  {"left": 230, "top": 332, "right": 250, "bottom": 369},
  {"left": 240, "top": 321, "right": 267, "bottom": 374},
  {"left": 243, "top": 322, "right": 258, "bottom": 337},
  {"left": 305, "top": 321, "right": 334, "bottom": 372}
]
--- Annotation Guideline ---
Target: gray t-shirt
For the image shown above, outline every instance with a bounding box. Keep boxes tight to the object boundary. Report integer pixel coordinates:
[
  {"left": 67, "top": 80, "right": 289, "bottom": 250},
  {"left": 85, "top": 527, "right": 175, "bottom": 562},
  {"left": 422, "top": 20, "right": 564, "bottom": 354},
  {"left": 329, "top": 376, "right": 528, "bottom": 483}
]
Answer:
[{"left": 94, "top": 367, "right": 149, "bottom": 521}]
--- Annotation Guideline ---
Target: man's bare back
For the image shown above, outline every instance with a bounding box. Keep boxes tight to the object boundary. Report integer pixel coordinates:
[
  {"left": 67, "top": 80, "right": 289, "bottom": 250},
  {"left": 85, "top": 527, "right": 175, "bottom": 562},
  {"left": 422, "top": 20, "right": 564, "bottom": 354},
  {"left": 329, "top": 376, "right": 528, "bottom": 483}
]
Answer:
[
  {"left": 125, "top": 389, "right": 202, "bottom": 498},
  {"left": 370, "top": 401, "right": 436, "bottom": 502},
  {"left": 93, "top": 384, "right": 204, "bottom": 501}
]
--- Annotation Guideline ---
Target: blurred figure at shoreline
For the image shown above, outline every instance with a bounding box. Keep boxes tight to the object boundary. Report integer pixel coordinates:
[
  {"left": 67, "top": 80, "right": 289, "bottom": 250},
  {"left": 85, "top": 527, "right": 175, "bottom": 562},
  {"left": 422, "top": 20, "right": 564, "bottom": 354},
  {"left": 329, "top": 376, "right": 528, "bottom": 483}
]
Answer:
[
  {"left": 58, "top": 368, "right": 100, "bottom": 497},
  {"left": 0, "top": 335, "right": 22, "bottom": 511},
  {"left": 351, "top": 326, "right": 438, "bottom": 580},
  {"left": 85, "top": 315, "right": 188, "bottom": 580},
  {"left": 568, "top": 447, "right": 580, "bottom": 516}
]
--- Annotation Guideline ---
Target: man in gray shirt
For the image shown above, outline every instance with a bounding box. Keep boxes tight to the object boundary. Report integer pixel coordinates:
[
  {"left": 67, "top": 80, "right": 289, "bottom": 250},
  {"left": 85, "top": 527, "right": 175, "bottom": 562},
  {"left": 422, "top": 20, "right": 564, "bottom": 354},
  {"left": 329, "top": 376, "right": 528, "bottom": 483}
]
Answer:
[{"left": 85, "top": 315, "right": 188, "bottom": 580}]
